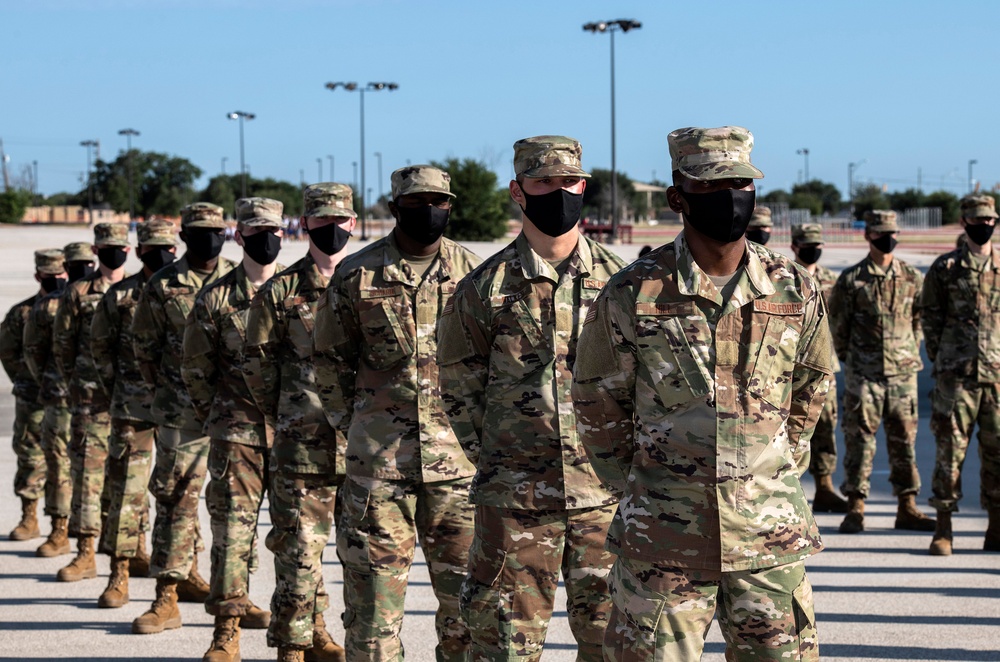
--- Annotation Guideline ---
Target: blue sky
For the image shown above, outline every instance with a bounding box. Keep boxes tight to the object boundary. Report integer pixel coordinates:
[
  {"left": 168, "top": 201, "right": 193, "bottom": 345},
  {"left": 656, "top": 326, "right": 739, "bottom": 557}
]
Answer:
[{"left": 2, "top": 0, "right": 996, "bottom": 200}]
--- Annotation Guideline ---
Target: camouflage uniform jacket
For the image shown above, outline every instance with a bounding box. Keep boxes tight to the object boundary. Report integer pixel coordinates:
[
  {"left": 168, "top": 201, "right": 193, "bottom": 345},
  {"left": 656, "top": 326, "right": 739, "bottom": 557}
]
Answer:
[
  {"left": 23, "top": 291, "right": 69, "bottom": 407},
  {"left": 245, "top": 254, "right": 344, "bottom": 474},
  {"left": 132, "top": 255, "right": 236, "bottom": 432},
  {"left": 921, "top": 244, "right": 1000, "bottom": 382},
  {"left": 1, "top": 294, "right": 42, "bottom": 402},
  {"left": 313, "top": 232, "right": 481, "bottom": 483},
  {"left": 572, "top": 233, "right": 834, "bottom": 571},
  {"left": 182, "top": 262, "right": 278, "bottom": 447},
  {"left": 829, "top": 255, "right": 923, "bottom": 379},
  {"left": 813, "top": 264, "right": 841, "bottom": 373},
  {"left": 437, "top": 232, "right": 626, "bottom": 510},
  {"left": 91, "top": 271, "right": 151, "bottom": 423},
  {"left": 53, "top": 272, "right": 114, "bottom": 414}
]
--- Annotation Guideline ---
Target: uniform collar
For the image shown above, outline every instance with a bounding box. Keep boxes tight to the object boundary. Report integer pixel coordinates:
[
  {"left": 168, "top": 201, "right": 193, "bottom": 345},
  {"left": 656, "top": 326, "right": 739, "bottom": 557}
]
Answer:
[
  {"left": 862, "top": 254, "right": 897, "bottom": 278},
  {"left": 674, "top": 231, "right": 775, "bottom": 304},
  {"left": 514, "top": 231, "right": 593, "bottom": 283},
  {"left": 298, "top": 252, "right": 328, "bottom": 291},
  {"left": 959, "top": 244, "right": 1000, "bottom": 272},
  {"left": 381, "top": 230, "right": 452, "bottom": 286}
]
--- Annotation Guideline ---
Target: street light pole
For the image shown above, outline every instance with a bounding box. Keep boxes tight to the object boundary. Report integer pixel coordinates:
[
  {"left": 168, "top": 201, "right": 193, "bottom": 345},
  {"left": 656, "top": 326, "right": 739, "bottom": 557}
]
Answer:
[
  {"left": 374, "top": 151, "right": 383, "bottom": 203},
  {"left": 317, "top": 157, "right": 323, "bottom": 183},
  {"left": 118, "top": 128, "right": 140, "bottom": 222},
  {"left": 848, "top": 159, "right": 866, "bottom": 213},
  {"left": 797, "top": 148, "right": 810, "bottom": 183},
  {"left": 352, "top": 161, "right": 358, "bottom": 192},
  {"left": 327, "top": 155, "right": 334, "bottom": 182},
  {"left": 80, "top": 139, "right": 98, "bottom": 225},
  {"left": 227, "top": 111, "right": 255, "bottom": 197},
  {"left": 32, "top": 160, "right": 38, "bottom": 197},
  {"left": 969, "top": 159, "right": 978, "bottom": 193},
  {"left": 583, "top": 19, "right": 641, "bottom": 243},
  {"left": 222, "top": 157, "right": 228, "bottom": 175}
]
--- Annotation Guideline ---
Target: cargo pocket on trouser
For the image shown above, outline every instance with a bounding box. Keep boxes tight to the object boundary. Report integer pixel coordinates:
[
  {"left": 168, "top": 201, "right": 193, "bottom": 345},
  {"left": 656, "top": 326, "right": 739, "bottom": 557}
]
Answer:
[
  {"left": 336, "top": 479, "right": 371, "bottom": 634},
  {"left": 459, "top": 533, "right": 509, "bottom": 655},
  {"left": 792, "top": 575, "right": 819, "bottom": 661},
  {"left": 149, "top": 428, "right": 185, "bottom": 503},
  {"left": 205, "top": 442, "right": 231, "bottom": 524},
  {"left": 605, "top": 560, "right": 665, "bottom": 662}
]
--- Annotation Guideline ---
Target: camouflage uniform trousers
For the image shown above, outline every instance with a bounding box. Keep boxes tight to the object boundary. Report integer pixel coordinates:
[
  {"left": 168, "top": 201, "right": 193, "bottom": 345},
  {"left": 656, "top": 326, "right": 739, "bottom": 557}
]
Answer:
[
  {"left": 98, "top": 419, "right": 154, "bottom": 557},
  {"left": 205, "top": 439, "right": 267, "bottom": 616},
  {"left": 929, "top": 373, "right": 1000, "bottom": 512},
  {"left": 604, "top": 557, "right": 818, "bottom": 662},
  {"left": 40, "top": 404, "right": 72, "bottom": 518},
  {"left": 68, "top": 410, "right": 111, "bottom": 537},
  {"left": 808, "top": 374, "right": 838, "bottom": 477},
  {"left": 149, "top": 427, "right": 209, "bottom": 580},
  {"left": 12, "top": 397, "right": 46, "bottom": 501},
  {"left": 840, "top": 372, "right": 922, "bottom": 499},
  {"left": 338, "top": 475, "right": 475, "bottom": 662},
  {"left": 266, "top": 471, "right": 345, "bottom": 649},
  {"left": 461, "top": 504, "right": 616, "bottom": 662}
]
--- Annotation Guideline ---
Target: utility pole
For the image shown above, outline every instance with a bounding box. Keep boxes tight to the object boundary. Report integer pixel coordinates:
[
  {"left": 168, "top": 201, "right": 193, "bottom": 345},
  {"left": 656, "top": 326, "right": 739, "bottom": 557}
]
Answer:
[{"left": 0, "top": 138, "right": 10, "bottom": 191}]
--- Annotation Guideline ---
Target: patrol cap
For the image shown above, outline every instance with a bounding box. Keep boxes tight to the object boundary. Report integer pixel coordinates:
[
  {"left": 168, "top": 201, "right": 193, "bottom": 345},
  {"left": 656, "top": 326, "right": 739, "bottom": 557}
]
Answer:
[
  {"left": 791, "top": 223, "right": 824, "bottom": 245},
  {"left": 137, "top": 220, "right": 178, "bottom": 246},
  {"left": 960, "top": 194, "right": 999, "bottom": 219},
  {"left": 748, "top": 206, "right": 773, "bottom": 229},
  {"left": 303, "top": 183, "right": 357, "bottom": 219},
  {"left": 390, "top": 165, "right": 456, "bottom": 200},
  {"left": 93, "top": 222, "right": 130, "bottom": 247},
  {"left": 668, "top": 126, "right": 764, "bottom": 182},
  {"left": 864, "top": 210, "right": 899, "bottom": 233},
  {"left": 63, "top": 242, "right": 95, "bottom": 262},
  {"left": 235, "top": 197, "right": 284, "bottom": 228},
  {"left": 512, "top": 135, "right": 590, "bottom": 179},
  {"left": 35, "top": 249, "right": 65, "bottom": 275},
  {"left": 181, "top": 202, "right": 226, "bottom": 229}
]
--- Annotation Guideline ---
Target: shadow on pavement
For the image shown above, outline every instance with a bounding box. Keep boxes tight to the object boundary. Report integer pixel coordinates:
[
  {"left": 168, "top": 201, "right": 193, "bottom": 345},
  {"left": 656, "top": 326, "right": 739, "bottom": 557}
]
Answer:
[{"left": 814, "top": 584, "right": 997, "bottom": 598}]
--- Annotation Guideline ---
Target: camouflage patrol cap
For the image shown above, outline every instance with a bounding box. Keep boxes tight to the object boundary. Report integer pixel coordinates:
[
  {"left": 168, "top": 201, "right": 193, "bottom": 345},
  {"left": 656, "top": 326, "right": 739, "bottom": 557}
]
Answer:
[
  {"left": 513, "top": 135, "right": 591, "bottom": 179},
  {"left": 181, "top": 202, "right": 226, "bottom": 228},
  {"left": 791, "top": 223, "right": 824, "bottom": 245},
  {"left": 864, "top": 210, "right": 899, "bottom": 233},
  {"left": 960, "top": 194, "right": 999, "bottom": 219},
  {"left": 668, "top": 126, "right": 764, "bottom": 182},
  {"left": 63, "top": 242, "right": 95, "bottom": 262},
  {"left": 93, "top": 222, "right": 130, "bottom": 247},
  {"left": 303, "top": 183, "right": 357, "bottom": 219},
  {"left": 748, "top": 206, "right": 773, "bottom": 229},
  {"left": 34, "top": 249, "right": 65, "bottom": 275},
  {"left": 137, "top": 220, "right": 178, "bottom": 246},
  {"left": 391, "top": 165, "right": 456, "bottom": 200},
  {"left": 235, "top": 197, "right": 284, "bottom": 228}
]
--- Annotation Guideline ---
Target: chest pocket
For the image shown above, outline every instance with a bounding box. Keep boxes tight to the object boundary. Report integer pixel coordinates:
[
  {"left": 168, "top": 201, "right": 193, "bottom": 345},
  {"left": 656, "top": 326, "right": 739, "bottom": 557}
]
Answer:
[
  {"left": 748, "top": 301, "right": 804, "bottom": 410},
  {"left": 164, "top": 287, "right": 196, "bottom": 329},
  {"left": 489, "top": 292, "right": 553, "bottom": 384},
  {"left": 284, "top": 296, "right": 318, "bottom": 361},
  {"left": 635, "top": 302, "right": 711, "bottom": 410},
  {"left": 221, "top": 307, "right": 248, "bottom": 357},
  {"left": 79, "top": 293, "right": 104, "bottom": 316},
  {"left": 358, "top": 290, "right": 413, "bottom": 370}
]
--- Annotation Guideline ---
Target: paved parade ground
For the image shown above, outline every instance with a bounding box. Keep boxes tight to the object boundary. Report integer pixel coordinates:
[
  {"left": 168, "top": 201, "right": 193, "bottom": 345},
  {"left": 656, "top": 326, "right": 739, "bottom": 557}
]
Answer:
[{"left": 0, "top": 224, "right": 998, "bottom": 661}]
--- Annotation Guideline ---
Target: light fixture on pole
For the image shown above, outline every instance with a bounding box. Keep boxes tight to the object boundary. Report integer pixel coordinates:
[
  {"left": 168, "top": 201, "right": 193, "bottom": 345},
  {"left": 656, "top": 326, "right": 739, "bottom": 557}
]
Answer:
[
  {"left": 969, "top": 159, "right": 978, "bottom": 193},
  {"left": 327, "top": 155, "right": 334, "bottom": 182},
  {"left": 80, "top": 139, "right": 99, "bottom": 225},
  {"left": 227, "top": 111, "right": 255, "bottom": 197},
  {"left": 118, "top": 128, "right": 140, "bottom": 222},
  {"left": 797, "top": 148, "right": 810, "bottom": 183},
  {"left": 583, "top": 18, "right": 641, "bottom": 243},
  {"left": 325, "top": 81, "right": 399, "bottom": 240}
]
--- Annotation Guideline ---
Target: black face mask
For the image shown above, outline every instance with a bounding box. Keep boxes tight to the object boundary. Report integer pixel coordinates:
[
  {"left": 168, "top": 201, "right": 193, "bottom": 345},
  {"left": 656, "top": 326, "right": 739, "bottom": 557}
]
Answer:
[
  {"left": 680, "top": 188, "right": 757, "bottom": 244},
  {"left": 97, "top": 247, "right": 128, "bottom": 270},
  {"left": 746, "top": 228, "right": 771, "bottom": 245},
  {"left": 871, "top": 234, "right": 898, "bottom": 254},
  {"left": 521, "top": 187, "right": 584, "bottom": 237},
  {"left": 396, "top": 205, "right": 450, "bottom": 245},
  {"left": 797, "top": 246, "right": 823, "bottom": 265},
  {"left": 140, "top": 247, "right": 176, "bottom": 273},
  {"left": 67, "top": 262, "right": 95, "bottom": 282},
  {"left": 966, "top": 223, "right": 995, "bottom": 246},
  {"left": 308, "top": 222, "right": 352, "bottom": 256},
  {"left": 184, "top": 229, "right": 226, "bottom": 261},
  {"left": 241, "top": 230, "right": 282, "bottom": 265},
  {"left": 41, "top": 276, "right": 67, "bottom": 294}
]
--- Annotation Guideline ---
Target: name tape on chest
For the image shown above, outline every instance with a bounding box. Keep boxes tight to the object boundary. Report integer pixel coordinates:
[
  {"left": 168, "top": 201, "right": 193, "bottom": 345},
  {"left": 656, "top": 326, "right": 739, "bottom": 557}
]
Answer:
[
  {"left": 753, "top": 300, "right": 804, "bottom": 316},
  {"left": 360, "top": 286, "right": 404, "bottom": 300}
]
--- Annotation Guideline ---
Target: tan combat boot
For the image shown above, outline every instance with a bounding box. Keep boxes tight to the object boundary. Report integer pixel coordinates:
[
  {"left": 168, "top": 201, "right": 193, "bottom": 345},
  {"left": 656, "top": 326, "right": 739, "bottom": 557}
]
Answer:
[
  {"left": 98, "top": 557, "right": 130, "bottom": 608},
  {"left": 929, "top": 511, "right": 953, "bottom": 556},
  {"left": 202, "top": 616, "right": 241, "bottom": 662},
  {"left": 985, "top": 508, "right": 1000, "bottom": 552},
  {"left": 241, "top": 600, "right": 271, "bottom": 629},
  {"left": 812, "top": 475, "right": 849, "bottom": 513},
  {"left": 894, "top": 494, "right": 936, "bottom": 531},
  {"left": 36, "top": 516, "right": 71, "bottom": 557},
  {"left": 305, "top": 610, "right": 346, "bottom": 662},
  {"left": 129, "top": 530, "right": 151, "bottom": 578},
  {"left": 57, "top": 535, "right": 98, "bottom": 582},
  {"left": 9, "top": 498, "right": 41, "bottom": 540},
  {"left": 177, "top": 555, "right": 210, "bottom": 603},
  {"left": 838, "top": 494, "right": 865, "bottom": 533},
  {"left": 132, "top": 579, "right": 182, "bottom": 634},
  {"left": 279, "top": 649, "right": 305, "bottom": 662}
]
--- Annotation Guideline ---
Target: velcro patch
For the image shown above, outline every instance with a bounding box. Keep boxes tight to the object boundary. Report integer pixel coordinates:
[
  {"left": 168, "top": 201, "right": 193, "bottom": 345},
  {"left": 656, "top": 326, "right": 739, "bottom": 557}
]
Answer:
[
  {"left": 442, "top": 299, "right": 455, "bottom": 316},
  {"left": 636, "top": 301, "right": 697, "bottom": 316},
  {"left": 583, "top": 306, "right": 598, "bottom": 325},
  {"left": 753, "top": 300, "right": 804, "bottom": 316},
  {"left": 583, "top": 279, "right": 607, "bottom": 290},
  {"left": 489, "top": 289, "right": 527, "bottom": 307},
  {"left": 360, "top": 286, "right": 403, "bottom": 300}
]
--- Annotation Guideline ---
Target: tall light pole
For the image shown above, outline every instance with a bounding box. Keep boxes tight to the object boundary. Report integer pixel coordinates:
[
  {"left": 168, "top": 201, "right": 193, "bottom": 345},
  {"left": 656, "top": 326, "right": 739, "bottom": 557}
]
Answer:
[
  {"left": 32, "top": 160, "right": 38, "bottom": 197},
  {"left": 317, "top": 157, "right": 323, "bottom": 182},
  {"left": 326, "top": 81, "right": 399, "bottom": 240},
  {"left": 227, "top": 111, "right": 255, "bottom": 197},
  {"left": 118, "top": 128, "right": 140, "bottom": 222},
  {"left": 327, "top": 155, "right": 335, "bottom": 182},
  {"left": 969, "top": 159, "right": 978, "bottom": 193},
  {"left": 848, "top": 159, "right": 866, "bottom": 213},
  {"left": 374, "top": 151, "right": 383, "bottom": 202},
  {"left": 797, "top": 148, "right": 810, "bottom": 183},
  {"left": 221, "top": 157, "right": 228, "bottom": 175},
  {"left": 352, "top": 161, "right": 358, "bottom": 192},
  {"left": 583, "top": 19, "right": 641, "bottom": 243},
  {"left": 80, "top": 139, "right": 99, "bottom": 225}
]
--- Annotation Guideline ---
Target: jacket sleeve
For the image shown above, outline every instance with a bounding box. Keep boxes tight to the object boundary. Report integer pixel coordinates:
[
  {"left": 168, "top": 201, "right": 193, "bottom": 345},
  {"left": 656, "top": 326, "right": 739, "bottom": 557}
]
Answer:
[
  {"left": 313, "top": 280, "right": 359, "bottom": 434},
  {"left": 23, "top": 302, "right": 50, "bottom": 382},
  {"left": 180, "top": 292, "right": 220, "bottom": 424},
  {"left": 0, "top": 307, "right": 22, "bottom": 382},
  {"left": 787, "top": 289, "right": 836, "bottom": 475},
  {"left": 52, "top": 290, "right": 78, "bottom": 382},
  {"left": 920, "top": 260, "right": 945, "bottom": 363},
  {"left": 89, "top": 293, "right": 118, "bottom": 402},
  {"left": 827, "top": 272, "right": 851, "bottom": 364},
  {"left": 911, "top": 268, "right": 924, "bottom": 348},
  {"left": 243, "top": 285, "right": 282, "bottom": 426},
  {"left": 131, "top": 285, "right": 166, "bottom": 387}
]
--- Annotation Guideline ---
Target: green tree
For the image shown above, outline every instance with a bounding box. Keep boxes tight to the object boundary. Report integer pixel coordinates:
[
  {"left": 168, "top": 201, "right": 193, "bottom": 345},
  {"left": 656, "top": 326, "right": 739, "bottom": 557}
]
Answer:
[
  {"left": 791, "top": 180, "right": 842, "bottom": 214},
  {"left": 90, "top": 150, "right": 203, "bottom": 217},
  {"left": 201, "top": 176, "right": 238, "bottom": 217},
  {"left": 201, "top": 175, "right": 304, "bottom": 218},
  {"left": 852, "top": 184, "right": 891, "bottom": 220},
  {"left": 789, "top": 191, "right": 822, "bottom": 216},
  {"left": 0, "top": 189, "right": 33, "bottom": 224},
  {"left": 924, "top": 190, "right": 960, "bottom": 224},
  {"left": 582, "top": 169, "right": 639, "bottom": 221},
  {"left": 761, "top": 189, "right": 790, "bottom": 205},
  {"left": 886, "top": 188, "right": 926, "bottom": 211},
  {"left": 430, "top": 158, "right": 508, "bottom": 241}
]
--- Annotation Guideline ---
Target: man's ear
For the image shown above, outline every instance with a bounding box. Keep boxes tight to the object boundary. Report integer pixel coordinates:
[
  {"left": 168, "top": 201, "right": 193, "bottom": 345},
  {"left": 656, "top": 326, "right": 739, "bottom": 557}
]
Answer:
[{"left": 666, "top": 186, "right": 685, "bottom": 214}]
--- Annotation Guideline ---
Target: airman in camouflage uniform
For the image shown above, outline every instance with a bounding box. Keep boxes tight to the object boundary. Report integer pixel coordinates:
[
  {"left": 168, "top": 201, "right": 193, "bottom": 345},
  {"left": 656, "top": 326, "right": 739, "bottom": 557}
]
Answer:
[
  {"left": 181, "top": 198, "right": 284, "bottom": 662},
  {"left": 438, "top": 136, "right": 625, "bottom": 662},
  {"left": 131, "top": 203, "right": 235, "bottom": 635},
  {"left": 1, "top": 250, "right": 63, "bottom": 541},
  {"left": 746, "top": 205, "right": 773, "bottom": 246},
  {"left": 791, "top": 223, "right": 849, "bottom": 513},
  {"left": 92, "top": 220, "right": 179, "bottom": 608},
  {"left": 830, "top": 210, "right": 935, "bottom": 535},
  {"left": 922, "top": 194, "right": 1000, "bottom": 555},
  {"left": 24, "top": 243, "right": 93, "bottom": 559},
  {"left": 314, "top": 165, "right": 481, "bottom": 662},
  {"left": 573, "top": 127, "right": 831, "bottom": 661},
  {"left": 244, "top": 183, "right": 356, "bottom": 662}
]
